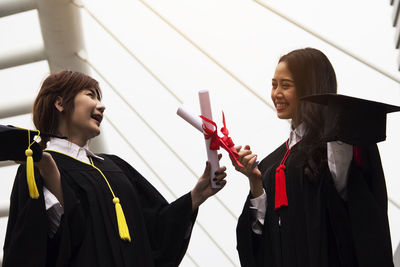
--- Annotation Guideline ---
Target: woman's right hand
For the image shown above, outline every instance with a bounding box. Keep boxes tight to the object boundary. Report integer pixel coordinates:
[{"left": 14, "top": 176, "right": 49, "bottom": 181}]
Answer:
[{"left": 230, "top": 145, "right": 264, "bottom": 198}]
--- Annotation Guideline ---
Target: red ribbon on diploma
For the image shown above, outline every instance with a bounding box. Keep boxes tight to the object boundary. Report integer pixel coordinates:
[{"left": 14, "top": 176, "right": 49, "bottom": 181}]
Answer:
[{"left": 200, "top": 112, "right": 244, "bottom": 167}]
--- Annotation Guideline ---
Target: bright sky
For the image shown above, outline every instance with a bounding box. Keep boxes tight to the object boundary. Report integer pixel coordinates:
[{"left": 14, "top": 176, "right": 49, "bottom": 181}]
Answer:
[{"left": 0, "top": 0, "right": 399, "bottom": 266}]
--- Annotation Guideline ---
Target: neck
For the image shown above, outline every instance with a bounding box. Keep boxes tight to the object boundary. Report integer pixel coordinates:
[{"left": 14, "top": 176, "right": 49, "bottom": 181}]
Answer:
[
  {"left": 67, "top": 136, "right": 88, "bottom": 147},
  {"left": 57, "top": 124, "right": 88, "bottom": 148},
  {"left": 291, "top": 118, "right": 302, "bottom": 129}
]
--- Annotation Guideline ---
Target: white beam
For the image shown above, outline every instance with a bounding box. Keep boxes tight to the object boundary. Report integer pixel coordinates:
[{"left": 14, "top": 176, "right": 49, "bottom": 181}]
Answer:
[
  {"left": 0, "top": 98, "right": 32, "bottom": 119},
  {"left": 0, "top": 202, "right": 9, "bottom": 218},
  {"left": 395, "top": 242, "right": 400, "bottom": 266},
  {"left": 34, "top": 0, "right": 90, "bottom": 74},
  {"left": 394, "top": 0, "right": 400, "bottom": 27},
  {"left": 0, "top": 0, "right": 36, "bottom": 18},
  {"left": 0, "top": 161, "right": 15, "bottom": 168},
  {"left": 33, "top": 0, "right": 107, "bottom": 153},
  {"left": 0, "top": 45, "right": 46, "bottom": 70}
]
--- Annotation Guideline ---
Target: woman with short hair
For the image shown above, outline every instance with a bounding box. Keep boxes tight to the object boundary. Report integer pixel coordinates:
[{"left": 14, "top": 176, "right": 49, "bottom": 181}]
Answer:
[{"left": 3, "top": 70, "right": 227, "bottom": 267}]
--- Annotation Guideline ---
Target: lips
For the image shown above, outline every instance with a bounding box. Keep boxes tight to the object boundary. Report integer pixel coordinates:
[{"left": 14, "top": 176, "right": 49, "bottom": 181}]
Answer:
[
  {"left": 91, "top": 114, "right": 103, "bottom": 124},
  {"left": 275, "top": 102, "right": 288, "bottom": 112}
]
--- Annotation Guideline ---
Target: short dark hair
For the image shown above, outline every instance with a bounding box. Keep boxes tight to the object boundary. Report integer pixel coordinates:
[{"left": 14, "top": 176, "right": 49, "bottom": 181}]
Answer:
[{"left": 33, "top": 70, "right": 101, "bottom": 147}]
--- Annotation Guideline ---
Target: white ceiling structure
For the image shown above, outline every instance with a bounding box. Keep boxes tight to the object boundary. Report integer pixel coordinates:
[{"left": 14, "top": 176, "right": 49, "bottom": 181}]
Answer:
[{"left": 0, "top": 0, "right": 400, "bottom": 266}]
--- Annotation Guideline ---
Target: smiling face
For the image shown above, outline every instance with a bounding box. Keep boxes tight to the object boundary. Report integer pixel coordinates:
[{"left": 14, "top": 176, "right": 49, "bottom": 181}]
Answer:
[
  {"left": 69, "top": 89, "right": 105, "bottom": 145},
  {"left": 271, "top": 61, "right": 298, "bottom": 125},
  {"left": 56, "top": 88, "right": 105, "bottom": 146}
]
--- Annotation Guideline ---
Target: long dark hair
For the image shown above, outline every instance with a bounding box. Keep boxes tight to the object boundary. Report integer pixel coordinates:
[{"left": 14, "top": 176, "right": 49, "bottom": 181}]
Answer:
[
  {"left": 33, "top": 70, "right": 101, "bottom": 148},
  {"left": 279, "top": 48, "right": 337, "bottom": 178}
]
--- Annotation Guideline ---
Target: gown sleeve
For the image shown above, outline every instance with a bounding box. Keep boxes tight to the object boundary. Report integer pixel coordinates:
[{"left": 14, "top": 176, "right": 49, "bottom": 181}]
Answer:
[
  {"left": 346, "top": 144, "right": 394, "bottom": 267},
  {"left": 236, "top": 195, "right": 265, "bottom": 267},
  {"left": 3, "top": 163, "right": 87, "bottom": 267},
  {"left": 106, "top": 154, "right": 198, "bottom": 267},
  {"left": 236, "top": 144, "right": 284, "bottom": 267},
  {"left": 2, "top": 165, "right": 48, "bottom": 267}
]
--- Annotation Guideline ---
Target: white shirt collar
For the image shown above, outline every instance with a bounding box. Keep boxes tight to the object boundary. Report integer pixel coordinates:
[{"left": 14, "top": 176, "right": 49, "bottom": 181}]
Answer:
[
  {"left": 288, "top": 123, "right": 306, "bottom": 149},
  {"left": 46, "top": 138, "right": 104, "bottom": 164}
]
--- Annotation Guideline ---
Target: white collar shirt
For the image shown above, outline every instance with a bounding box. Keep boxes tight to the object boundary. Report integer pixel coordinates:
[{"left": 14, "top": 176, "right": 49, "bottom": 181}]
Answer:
[
  {"left": 46, "top": 138, "right": 104, "bottom": 164},
  {"left": 288, "top": 123, "right": 306, "bottom": 149}
]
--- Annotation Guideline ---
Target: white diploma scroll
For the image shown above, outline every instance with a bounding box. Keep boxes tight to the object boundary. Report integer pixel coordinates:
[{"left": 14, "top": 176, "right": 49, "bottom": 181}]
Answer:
[
  {"left": 199, "top": 90, "right": 221, "bottom": 188},
  {"left": 176, "top": 106, "right": 203, "bottom": 132}
]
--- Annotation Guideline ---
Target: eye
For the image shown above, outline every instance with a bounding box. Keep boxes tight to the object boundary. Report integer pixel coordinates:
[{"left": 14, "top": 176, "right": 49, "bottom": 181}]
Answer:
[
  {"left": 86, "top": 91, "right": 96, "bottom": 98},
  {"left": 281, "top": 83, "right": 291, "bottom": 89},
  {"left": 272, "top": 82, "right": 277, "bottom": 89}
]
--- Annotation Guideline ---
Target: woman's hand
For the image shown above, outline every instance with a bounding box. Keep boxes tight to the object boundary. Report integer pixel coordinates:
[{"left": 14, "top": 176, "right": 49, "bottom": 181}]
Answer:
[
  {"left": 230, "top": 145, "right": 263, "bottom": 198},
  {"left": 191, "top": 155, "right": 227, "bottom": 211}
]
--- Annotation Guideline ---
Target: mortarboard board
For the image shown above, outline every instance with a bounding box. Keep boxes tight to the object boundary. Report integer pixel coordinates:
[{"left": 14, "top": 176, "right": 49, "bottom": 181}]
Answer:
[
  {"left": 0, "top": 125, "right": 43, "bottom": 162},
  {"left": 0, "top": 124, "right": 66, "bottom": 198},
  {"left": 301, "top": 93, "right": 400, "bottom": 146}
]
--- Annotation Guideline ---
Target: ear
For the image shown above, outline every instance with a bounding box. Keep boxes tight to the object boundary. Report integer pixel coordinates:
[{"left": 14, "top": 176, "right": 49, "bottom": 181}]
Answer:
[{"left": 54, "top": 96, "right": 64, "bottom": 112}]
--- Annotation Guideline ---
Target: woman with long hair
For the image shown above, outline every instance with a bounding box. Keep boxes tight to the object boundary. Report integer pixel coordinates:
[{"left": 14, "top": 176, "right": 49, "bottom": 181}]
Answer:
[
  {"left": 3, "top": 70, "right": 227, "bottom": 267},
  {"left": 233, "top": 48, "right": 393, "bottom": 266}
]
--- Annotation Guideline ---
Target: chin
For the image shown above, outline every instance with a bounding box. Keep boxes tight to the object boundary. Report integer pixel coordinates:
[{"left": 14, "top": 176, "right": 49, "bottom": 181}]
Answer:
[
  {"left": 277, "top": 113, "right": 290, "bottom": 120},
  {"left": 89, "top": 127, "right": 101, "bottom": 138}
]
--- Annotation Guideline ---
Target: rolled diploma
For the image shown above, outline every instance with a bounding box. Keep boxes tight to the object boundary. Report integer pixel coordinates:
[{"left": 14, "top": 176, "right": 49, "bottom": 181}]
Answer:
[
  {"left": 176, "top": 106, "right": 203, "bottom": 132},
  {"left": 199, "top": 90, "right": 221, "bottom": 188}
]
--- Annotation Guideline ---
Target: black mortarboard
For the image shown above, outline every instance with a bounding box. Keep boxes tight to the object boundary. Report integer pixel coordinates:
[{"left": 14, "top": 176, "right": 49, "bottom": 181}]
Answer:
[
  {"left": 0, "top": 124, "right": 66, "bottom": 198},
  {"left": 301, "top": 93, "right": 400, "bottom": 145},
  {"left": 0, "top": 125, "right": 43, "bottom": 162}
]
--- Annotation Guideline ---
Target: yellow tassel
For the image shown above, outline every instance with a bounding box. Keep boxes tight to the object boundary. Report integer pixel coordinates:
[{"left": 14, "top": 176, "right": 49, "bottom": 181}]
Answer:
[
  {"left": 113, "top": 197, "right": 131, "bottom": 242},
  {"left": 25, "top": 149, "right": 39, "bottom": 199}
]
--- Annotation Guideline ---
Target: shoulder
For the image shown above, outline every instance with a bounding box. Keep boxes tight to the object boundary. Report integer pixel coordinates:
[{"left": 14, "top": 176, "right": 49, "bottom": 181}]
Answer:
[
  {"left": 99, "top": 154, "right": 146, "bottom": 181},
  {"left": 99, "top": 154, "right": 137, "bottom": 171},
  {"left": 13, "top": 164, "right": 27, "bottom": 185},
  {"left": 258, "top": 143, "right": 286, "bottom": 174},
  {"left": 99, "top": 153, "right": 125, "bottom": 164},
  {"left": 100, "top": 154, "right": 167, "bottom": 202}
]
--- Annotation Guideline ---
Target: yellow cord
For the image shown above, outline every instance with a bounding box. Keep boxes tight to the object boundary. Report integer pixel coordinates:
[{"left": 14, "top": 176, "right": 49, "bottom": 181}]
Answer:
[
  {"left": 25, "top": 129, "right": 40, "bottom": 199},
  {"left": 89, "top": 157, "right": 131, "bottom": 242}
]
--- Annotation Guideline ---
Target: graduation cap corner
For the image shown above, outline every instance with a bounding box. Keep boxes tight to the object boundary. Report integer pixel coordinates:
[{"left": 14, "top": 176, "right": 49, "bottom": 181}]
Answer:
[
  {"left": 0, "top": 124, "right": 66, "bottom": 199},
  {"left": 300, "top": 93, "right": 400, "bottom": 146}
]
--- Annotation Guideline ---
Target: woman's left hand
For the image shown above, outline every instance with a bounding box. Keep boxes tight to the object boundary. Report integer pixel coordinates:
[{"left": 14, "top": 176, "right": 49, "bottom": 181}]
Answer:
[{"left": 191, "top": 154, "right": 227, "bottom": 211}]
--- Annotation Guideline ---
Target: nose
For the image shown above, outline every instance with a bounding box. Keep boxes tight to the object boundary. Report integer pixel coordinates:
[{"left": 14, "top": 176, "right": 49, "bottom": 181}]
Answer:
[
  {"left": 273, "top": 86, "right": 283, "bottom": 99},
  {"left": 96, "top": 100, "right": 106, "bottom": 114}
]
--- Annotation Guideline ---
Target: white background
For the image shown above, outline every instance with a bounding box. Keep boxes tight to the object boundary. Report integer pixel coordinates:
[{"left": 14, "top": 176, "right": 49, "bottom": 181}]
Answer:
[{"left": 0, "top": 0, "right": 399, "bottom": 265}]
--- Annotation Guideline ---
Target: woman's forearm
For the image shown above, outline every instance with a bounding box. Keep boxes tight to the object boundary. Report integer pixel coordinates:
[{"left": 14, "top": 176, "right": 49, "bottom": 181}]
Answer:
[
  {"left": 36, "top": 152, "right": 64, "bottom": 206},
  {"left": 249, "top": 173, "right": 264, "bottom": 198}
]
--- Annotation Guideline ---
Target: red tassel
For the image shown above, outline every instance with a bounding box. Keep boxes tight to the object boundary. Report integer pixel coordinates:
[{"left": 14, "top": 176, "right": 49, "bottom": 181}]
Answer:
[
  {"left": 275, "top": 164, "right": 288, "bottom": 210},
  {"left": 353, "top": 146, "right": 362, "bottom": 167}
]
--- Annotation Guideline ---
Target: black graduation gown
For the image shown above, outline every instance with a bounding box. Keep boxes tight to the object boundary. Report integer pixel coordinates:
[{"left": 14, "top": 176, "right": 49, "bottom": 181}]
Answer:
[
  {"left": 3, "top": 152, "right": 197, "bottom": 267},
  {"left": 236, "top": 143, "right": 393, "bottom": 267}
]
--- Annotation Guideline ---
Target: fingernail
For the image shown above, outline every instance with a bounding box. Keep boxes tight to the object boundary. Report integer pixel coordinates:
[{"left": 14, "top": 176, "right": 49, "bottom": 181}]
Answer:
[{"left": 212, "top": 178, "right": 217, "bottom": 181}]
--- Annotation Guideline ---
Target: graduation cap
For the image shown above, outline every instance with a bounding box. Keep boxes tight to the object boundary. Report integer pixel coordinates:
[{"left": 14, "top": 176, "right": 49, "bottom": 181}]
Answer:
[
  {"left": 301, "top": 93, "right": 400, "bottom": 145},
  {"left": 0, "top": 125, "right": 66, "bottom": 198},
  {"left": 0, "top": 125, "right": 43, "bottom": 162}
]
